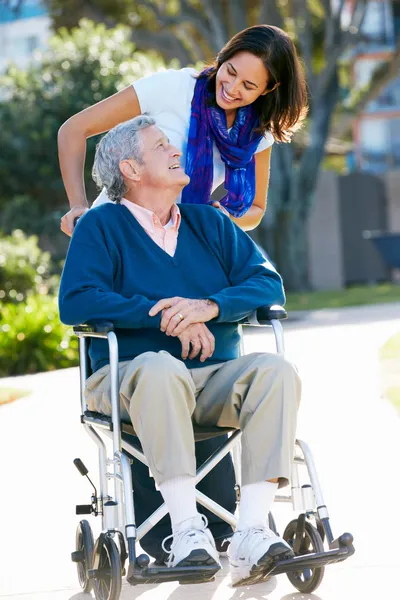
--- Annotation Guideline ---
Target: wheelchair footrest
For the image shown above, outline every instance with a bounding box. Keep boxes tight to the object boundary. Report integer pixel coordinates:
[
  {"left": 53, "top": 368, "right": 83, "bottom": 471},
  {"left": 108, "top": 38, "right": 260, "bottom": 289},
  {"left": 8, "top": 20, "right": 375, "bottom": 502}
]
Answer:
[
  {"left": 127, "top": 561, "right": 220, "bottom": 585},
  {"left": 269, "top": 538, "right": 355, "bottom": 577}
]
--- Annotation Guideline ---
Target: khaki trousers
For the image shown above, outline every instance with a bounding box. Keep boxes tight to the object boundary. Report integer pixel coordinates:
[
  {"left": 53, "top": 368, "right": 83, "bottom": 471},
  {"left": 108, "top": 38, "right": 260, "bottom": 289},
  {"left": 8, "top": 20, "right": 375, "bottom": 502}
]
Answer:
[{"left": 85, "top": 351, "right": 301, "bottom": 488}]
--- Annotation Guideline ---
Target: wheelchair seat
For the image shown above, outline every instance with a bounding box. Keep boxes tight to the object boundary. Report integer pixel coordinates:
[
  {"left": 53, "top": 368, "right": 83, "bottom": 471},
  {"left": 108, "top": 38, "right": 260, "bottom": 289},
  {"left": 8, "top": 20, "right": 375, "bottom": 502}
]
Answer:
[{"left": 83, "top": 410, "right": 236, "bottom": 442}]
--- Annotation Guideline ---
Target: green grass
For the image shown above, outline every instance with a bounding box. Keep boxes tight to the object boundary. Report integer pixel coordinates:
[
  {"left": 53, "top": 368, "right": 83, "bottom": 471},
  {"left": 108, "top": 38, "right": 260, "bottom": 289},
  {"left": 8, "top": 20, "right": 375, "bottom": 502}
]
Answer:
[
  {"left": 379, "top": 332, "right": 400, "bottom": 415},
  {"left": 380, "top": 332, "right": 400, "bottom": 361},
  {"left": 385, "top": 387, "right": 400, "bottom": 414},
  {"left": 286, "top": 283, "right": 400, "bottom": 312},
  {"left": 0, "top": 387, "right": 31, "bottom": 406}
]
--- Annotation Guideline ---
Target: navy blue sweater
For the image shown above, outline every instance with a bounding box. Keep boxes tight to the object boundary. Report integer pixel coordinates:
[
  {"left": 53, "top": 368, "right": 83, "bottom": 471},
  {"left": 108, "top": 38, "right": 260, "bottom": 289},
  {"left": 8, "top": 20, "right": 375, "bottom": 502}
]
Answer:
[{"left": 59, "top": 203, "right": 285, "bottom": 372}]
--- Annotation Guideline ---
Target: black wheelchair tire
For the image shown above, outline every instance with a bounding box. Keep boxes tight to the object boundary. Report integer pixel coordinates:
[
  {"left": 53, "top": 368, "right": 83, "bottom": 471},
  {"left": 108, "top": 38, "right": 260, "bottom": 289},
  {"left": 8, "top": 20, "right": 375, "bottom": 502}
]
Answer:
[
  {"left": 93, "top": 535, "right": 122, "bottom": 600},
  {"left": 75, "top": 519, "right": 94, "bottom": 593},
  {"left": 116, "top": 530, "right": 128, "bottom": 575},
  {"left": 283, "top": 519, "right": 325, "bottom": 593}
]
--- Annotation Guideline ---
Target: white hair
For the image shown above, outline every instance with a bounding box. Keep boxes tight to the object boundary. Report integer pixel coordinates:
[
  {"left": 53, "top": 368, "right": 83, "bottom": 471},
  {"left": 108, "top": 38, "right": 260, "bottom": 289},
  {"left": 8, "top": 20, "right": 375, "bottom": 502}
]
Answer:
[{"left": 92, "top": 114, "right": 156, "bottom": 203}]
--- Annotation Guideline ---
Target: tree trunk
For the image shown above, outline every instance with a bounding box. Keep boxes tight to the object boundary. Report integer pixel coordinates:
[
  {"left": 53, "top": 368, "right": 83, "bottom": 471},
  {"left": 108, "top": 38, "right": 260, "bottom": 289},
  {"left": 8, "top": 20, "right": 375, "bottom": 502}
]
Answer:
[
  {"left": 257, "top": 156, "right": 311, "bottom": 292},
  {"left": 256, "top": 69, "right": 340, "bottom": 291}
]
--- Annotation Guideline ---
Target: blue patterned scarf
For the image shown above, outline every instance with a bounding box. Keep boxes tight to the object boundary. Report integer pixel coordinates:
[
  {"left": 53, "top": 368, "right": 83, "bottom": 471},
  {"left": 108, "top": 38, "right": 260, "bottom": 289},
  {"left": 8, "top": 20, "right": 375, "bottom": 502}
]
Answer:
[{"left": 181, "top": 69, "right": 263, "bottom": 217}]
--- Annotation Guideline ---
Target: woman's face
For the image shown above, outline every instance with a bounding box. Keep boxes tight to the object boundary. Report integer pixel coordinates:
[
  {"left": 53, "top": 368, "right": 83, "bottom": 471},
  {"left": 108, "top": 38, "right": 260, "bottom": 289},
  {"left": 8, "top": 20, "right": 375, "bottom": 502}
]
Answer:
[{"left": 215, "top": 51, "right": 270, "bottom": 111}]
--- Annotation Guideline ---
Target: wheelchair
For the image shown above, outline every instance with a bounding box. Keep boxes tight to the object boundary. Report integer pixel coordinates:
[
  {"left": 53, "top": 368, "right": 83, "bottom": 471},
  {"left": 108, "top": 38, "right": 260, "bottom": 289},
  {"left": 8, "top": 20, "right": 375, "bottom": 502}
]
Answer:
[{"left": 70, "top": 305, "right": 355, "bottom": 599}]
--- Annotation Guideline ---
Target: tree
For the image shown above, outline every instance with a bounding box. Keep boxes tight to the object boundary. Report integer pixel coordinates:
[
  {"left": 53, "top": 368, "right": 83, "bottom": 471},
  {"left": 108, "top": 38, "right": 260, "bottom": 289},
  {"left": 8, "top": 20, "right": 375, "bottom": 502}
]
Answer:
[{"left": 0, "top": 19, "right": 166, "bottom": 256}]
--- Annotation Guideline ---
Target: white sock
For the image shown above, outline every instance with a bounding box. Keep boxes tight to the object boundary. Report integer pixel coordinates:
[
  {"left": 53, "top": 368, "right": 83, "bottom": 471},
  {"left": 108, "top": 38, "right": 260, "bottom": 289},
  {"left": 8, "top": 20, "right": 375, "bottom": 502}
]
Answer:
[
  {"left": 158, "top": 475, "right": 199, "bottom": 533},
  {"left": 236, "top": 481, "right": 279, "bottom": 531}
]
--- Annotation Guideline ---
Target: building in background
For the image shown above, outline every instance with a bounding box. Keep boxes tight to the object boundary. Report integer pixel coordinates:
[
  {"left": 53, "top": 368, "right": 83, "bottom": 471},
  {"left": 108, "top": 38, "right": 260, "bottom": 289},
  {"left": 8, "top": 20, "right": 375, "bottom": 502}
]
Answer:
[
  {"left": 0, "top": 0, "right": 50, "bottom": 72},
  {"left": 350, "top": 0, "right": 400, "bottom": 173}
]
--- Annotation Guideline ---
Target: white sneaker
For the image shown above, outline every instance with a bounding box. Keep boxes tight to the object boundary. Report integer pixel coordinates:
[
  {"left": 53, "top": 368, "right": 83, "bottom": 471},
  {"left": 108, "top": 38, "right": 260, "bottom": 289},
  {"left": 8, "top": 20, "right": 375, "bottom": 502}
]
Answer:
[
  {"left": 228, "top": 526, "right": 294, "bottom": 587},
  {"left": 162, "top": 515, "right": 222, "bottom": 570}
]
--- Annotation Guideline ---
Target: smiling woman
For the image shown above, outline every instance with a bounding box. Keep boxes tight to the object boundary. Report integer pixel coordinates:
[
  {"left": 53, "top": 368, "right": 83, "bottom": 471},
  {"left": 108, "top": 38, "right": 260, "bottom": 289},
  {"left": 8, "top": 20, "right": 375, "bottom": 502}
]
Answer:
[{"left": 58, "top": 24, "right": 308, "bottom": 235}]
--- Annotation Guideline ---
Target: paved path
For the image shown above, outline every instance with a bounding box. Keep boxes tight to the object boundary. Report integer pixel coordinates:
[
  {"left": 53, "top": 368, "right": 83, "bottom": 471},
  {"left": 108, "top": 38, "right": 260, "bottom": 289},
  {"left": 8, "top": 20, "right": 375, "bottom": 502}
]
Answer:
[{"left": 1, "top": 304, "right": 400, "bottom": 600}]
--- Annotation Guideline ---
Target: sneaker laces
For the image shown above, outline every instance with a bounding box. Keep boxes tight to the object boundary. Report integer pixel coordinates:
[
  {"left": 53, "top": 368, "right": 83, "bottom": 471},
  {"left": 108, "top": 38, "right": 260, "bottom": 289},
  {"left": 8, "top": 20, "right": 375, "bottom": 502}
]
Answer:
[
  {"left": 234, "top": 526, "right": 276, "bottom": 550},
  {"left": 161, "top": 514, "right": 209, "bottom": 567}
]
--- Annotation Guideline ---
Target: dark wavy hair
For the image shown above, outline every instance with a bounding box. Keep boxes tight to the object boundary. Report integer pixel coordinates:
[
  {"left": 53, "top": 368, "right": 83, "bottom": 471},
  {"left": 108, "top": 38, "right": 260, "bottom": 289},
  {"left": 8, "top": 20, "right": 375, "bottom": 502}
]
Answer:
[{"left": 206, "top": 25, "right": 308, "bottom": 142}]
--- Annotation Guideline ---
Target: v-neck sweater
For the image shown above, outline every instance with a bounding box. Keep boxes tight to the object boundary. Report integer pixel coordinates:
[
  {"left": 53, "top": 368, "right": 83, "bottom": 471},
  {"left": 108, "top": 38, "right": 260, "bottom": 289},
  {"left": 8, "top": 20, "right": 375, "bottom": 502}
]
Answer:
[{"left": 59, "top": 202, "right": 285, "bottom": 372}]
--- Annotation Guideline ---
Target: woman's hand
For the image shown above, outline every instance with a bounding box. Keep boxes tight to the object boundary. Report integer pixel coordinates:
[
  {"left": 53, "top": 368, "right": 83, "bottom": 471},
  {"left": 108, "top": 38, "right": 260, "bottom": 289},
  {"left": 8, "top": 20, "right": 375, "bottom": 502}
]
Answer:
[
  {"left": 61, "top": 206, "right": 89, "bottom": 237},
  {"left": 211, "top": 201, "right": 230, "bottom": 217},
  {"left": 149, "top": 296, "right": 219, "bottom": 336},
  {"left": 178, "top": 323, "right": 215, "bottom": 362}
]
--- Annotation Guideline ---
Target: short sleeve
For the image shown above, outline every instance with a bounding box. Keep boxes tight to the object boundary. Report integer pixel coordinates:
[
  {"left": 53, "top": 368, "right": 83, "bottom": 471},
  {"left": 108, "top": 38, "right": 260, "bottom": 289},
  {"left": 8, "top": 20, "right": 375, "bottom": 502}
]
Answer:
[
  {"left": 133, "top": 68, "right": 198, "bottom": 115},
  {"left": 256, "top": 131, "right": 274, "bottom": 154}
]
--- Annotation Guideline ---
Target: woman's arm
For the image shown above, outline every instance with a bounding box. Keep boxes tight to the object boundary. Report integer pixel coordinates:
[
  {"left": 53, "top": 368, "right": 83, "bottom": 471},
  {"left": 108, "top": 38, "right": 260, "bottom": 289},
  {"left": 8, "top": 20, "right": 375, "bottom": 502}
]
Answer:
[
  {"left": 58, "top": 86, "right": 141, "bottom": 235},
  {"left": 231, "top": 146, "right": 272, "bottom": 231}
]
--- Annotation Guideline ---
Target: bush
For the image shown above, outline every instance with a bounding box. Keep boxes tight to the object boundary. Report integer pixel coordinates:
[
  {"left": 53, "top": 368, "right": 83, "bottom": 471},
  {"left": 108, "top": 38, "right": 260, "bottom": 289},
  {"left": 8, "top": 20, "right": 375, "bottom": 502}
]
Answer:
[
  {"left": 0, "top": 294, "right": 78, "bottom": 376},
  {"left": 0, "top": 230, "right": 77, "bottom": 376},
  {"left": 0, "top": 229, "right": 59, "bottom": 302},
  {"left": 0, "top": 196, "right": 69, "bottom": 262}
]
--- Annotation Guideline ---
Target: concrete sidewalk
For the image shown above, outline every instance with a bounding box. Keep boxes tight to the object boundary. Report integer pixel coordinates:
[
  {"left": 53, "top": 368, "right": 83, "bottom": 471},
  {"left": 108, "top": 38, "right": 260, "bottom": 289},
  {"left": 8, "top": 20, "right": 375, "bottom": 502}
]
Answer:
[{"left": 1, "top": 305, "right": 400, "bottom": 599}]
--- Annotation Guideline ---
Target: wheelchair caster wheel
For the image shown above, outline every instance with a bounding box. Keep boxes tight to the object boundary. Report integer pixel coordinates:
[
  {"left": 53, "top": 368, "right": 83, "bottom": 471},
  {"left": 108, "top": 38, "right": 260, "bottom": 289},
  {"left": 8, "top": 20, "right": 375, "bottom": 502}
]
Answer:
[
  {"left": 116, "top": 531, "right": 128, "bottom": 576},
  {"left": 283, "top": 518, "right": 325, "bottom": 593},
  {"left": 73, "top": 519, "right": 94, "bottom": 593},
  {"left": 93, "top": 535, "right": 122, "bottom": 600}
]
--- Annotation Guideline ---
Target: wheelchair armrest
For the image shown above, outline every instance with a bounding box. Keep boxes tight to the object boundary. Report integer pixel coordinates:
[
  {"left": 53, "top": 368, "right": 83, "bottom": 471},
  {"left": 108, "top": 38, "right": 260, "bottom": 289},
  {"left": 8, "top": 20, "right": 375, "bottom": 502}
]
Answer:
[
  {"left": 257, "top": 305, "right": 287, "bottom": 322},
  {"left": 73, "top": 321, "right": 114, "bottom": 338},
  {"left": 242, "top": 305, "right": 287, "bottom": 326}
]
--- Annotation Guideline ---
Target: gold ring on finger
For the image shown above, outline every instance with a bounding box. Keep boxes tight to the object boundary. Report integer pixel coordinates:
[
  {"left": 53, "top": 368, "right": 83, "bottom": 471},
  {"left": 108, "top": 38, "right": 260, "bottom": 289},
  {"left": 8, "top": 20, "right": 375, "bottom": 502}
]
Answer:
[{"left": 177, "top": 312, "right": 184, "bottom": 321}]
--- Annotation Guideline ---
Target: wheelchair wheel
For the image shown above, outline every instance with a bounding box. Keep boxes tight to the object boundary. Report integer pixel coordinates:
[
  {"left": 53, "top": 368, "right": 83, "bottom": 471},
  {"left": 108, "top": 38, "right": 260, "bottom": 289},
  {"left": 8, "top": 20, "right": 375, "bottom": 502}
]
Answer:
[
  {"left": 283, "top": 519, "right": 325, "bottom": 593},
  {"left": 93, "top": 535, "right": 122, "bottom": 600},
  {"left": 73, "top": 519, "right": 94, "bottom": 593},
  {"left": 116, "top": 530, "right": 128, "bottom": 576}
]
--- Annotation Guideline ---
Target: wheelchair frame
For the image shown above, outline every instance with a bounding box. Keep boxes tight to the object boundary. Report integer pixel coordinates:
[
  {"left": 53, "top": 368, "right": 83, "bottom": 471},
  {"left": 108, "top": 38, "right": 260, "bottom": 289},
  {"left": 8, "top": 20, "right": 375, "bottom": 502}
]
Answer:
[{"left": 71, "top": 306, "right": 354, "bottom": 597}]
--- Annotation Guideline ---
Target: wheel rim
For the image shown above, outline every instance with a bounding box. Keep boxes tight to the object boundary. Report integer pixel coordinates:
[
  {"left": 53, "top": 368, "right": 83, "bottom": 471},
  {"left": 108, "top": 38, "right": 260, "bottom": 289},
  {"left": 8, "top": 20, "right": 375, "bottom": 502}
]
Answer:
[
  {"left": 283, "top": 519, "right": 325, "bottom": 591},
  {"left": 75, "top": 521, "right": 93, "bottom": 591},
  {"left": 92, "top": 535, "right": 122, "bottom": 600},
  {"left": 94, "top": 541, "right": 114, "bottom": 600},
  {"left": 77, "top": 531, "right": 87, "bottom": 587}
]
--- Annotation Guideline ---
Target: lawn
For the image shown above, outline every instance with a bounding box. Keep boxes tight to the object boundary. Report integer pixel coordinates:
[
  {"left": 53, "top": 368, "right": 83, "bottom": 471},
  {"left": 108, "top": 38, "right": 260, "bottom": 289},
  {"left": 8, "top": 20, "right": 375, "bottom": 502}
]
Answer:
[
  {"left": 0, "top": 387, "right": 31, "bottom": 406},
  {"left": 379, "top": 332, "right": 400, "bottom": 416},
  {"left": 286, "top": 283, "right": 400, "bottom": 312}
]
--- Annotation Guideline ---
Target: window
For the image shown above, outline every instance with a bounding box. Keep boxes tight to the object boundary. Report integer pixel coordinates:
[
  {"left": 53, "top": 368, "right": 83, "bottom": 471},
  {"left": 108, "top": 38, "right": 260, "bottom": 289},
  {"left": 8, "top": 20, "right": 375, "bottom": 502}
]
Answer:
[
  {"left": 361, "top": 1, "right": 389, "bottom": 43},
  {"left": 359, "top": 116, "right": 400, "bottom": 171},
  {"left": 360, "top": 118, "right": 390, "bottom": 154}
]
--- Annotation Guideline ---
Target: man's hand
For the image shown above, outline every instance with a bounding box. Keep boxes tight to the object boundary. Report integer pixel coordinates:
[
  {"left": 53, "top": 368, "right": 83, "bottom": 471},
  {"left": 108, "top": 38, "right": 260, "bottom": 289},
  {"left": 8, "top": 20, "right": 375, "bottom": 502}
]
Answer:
[
  {"left": 60, "top": 206, "right": 89, "bottom": 237},
  {"left": 178, "top": 323, "right": 215, "bottom": 362},
  {"left": 211, "top": 201, "right": 230, "bottom": 217},
  {"left": 149, "top": 296, "right": 219, "bottom": 336}
]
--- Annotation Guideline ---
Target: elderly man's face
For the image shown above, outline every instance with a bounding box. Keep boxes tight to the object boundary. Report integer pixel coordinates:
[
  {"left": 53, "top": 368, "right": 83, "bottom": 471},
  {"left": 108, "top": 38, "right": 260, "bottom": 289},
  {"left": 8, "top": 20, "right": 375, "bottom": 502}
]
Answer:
[{"left": 138, "top": 126, "right": 190, "bottom": 190}]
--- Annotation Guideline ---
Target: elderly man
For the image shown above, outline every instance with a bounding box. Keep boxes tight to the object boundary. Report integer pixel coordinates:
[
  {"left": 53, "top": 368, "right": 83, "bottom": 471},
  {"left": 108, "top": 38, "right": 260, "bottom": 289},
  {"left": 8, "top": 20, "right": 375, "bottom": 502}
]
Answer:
[{"left": 59, "top": 115, "right": 301, "bottom": 587}]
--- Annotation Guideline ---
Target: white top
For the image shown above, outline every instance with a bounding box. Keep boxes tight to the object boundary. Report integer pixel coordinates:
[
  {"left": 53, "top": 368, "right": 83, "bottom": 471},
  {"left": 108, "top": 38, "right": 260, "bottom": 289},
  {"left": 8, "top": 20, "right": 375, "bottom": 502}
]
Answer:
[{"left": 92, "top": 68, "right": 274, "bottom": 207}]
